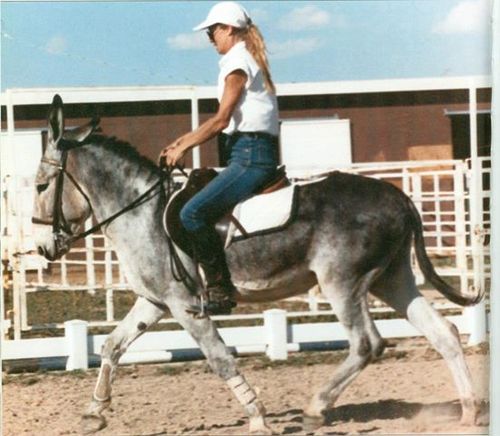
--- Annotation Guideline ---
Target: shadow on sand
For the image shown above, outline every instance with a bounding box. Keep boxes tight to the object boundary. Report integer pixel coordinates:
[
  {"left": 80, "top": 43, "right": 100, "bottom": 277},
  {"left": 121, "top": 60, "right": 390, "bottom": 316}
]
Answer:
[
  {"left": 278, "top": 399, "right": 489, "bottom": 435},
  {"left": 162, "top": 400, "right": 488, "bottom": 435}
]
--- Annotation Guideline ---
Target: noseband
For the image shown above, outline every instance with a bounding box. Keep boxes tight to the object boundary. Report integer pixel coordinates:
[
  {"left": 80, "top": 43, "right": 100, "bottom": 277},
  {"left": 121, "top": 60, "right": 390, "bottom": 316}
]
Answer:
[
  {"left": 32, "top": 152, "right": 82, "bottom": 235},
  {"left": 32, "top": 148, "right": 164, "bottom": 247}
]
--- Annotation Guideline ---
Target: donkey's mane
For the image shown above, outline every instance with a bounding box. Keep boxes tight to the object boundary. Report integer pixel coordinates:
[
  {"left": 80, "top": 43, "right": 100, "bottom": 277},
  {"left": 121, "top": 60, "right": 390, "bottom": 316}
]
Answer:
[{"left": 85, "top": 134, "right": 161, "bottom": 175}]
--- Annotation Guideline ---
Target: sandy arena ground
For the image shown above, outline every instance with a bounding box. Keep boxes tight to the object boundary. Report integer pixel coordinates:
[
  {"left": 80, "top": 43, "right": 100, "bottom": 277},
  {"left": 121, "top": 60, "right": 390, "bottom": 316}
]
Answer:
[{"left": 2, "top": 339, "right": 489, "bottom": 435}]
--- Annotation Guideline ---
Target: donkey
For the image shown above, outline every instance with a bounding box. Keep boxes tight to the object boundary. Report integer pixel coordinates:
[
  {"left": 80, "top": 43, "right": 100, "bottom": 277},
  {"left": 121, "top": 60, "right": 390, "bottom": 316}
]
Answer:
[{"left": 32, "top": 95, "right": 482, "bottom": 434}]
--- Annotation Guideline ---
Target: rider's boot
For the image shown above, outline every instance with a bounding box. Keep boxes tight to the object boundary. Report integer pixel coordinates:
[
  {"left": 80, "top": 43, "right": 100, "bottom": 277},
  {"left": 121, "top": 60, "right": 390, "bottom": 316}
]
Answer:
[{"left": 188, "top": 226, "right": 237, "bottom": 315}]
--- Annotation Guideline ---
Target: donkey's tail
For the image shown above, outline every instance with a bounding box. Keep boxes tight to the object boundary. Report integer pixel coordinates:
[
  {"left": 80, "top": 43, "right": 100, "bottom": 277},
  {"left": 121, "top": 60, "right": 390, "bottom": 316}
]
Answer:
[{"left": 407, "top": 196, "right": 483, "bottom": 306}]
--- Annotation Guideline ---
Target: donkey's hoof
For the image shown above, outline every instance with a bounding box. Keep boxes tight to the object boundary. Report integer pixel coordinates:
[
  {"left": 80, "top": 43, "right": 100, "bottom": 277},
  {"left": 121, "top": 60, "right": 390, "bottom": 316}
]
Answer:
[
  {"left": 461, "top": 410, "right": 487, "bottom": 427},
  {"left": 474, "top": 412, "right": 489, "bottom": 427},
  {"left": 302, "top": 414, "right": 324, "bottom": 434},
  {"left": 249, "top": 417, "right": 274, "bottom": 434},
  {"left": 460, "top": 406, "right": 479, "bottom": 426},
  {"left": 249, "top": 425, "right": 274, "bottom": 435},
  {"left": 81, "top": 413, "right": 107, "bottom": 434}
]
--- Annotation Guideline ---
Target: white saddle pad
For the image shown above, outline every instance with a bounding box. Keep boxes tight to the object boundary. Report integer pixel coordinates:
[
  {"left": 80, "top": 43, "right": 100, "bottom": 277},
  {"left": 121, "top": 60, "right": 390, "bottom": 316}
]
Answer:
[{"left": 226, "top": 177, "right": 326, "bottom": 246}]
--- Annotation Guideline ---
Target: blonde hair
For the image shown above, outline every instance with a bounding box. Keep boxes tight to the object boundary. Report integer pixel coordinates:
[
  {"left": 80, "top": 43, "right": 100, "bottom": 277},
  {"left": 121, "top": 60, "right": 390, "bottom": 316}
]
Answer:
[{"left": 238, "top": 23, "right": 276, "bottom": 94}]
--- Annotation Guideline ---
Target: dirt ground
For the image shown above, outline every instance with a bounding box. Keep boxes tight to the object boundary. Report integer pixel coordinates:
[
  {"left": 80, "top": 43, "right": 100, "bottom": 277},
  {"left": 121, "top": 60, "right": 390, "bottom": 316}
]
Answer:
[{"left": 2, "top": 338, "right": 489, "bottom": 436}]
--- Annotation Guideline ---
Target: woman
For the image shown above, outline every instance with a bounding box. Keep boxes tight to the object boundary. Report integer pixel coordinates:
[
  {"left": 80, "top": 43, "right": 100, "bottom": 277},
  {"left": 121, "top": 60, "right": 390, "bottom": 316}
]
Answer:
[{"left": 159, "top": 1, "right": 279, "bottom": 315}]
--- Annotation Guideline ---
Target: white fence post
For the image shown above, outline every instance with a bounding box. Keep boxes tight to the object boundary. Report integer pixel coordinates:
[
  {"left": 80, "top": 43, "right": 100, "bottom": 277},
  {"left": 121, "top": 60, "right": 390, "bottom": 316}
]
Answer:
[
  {"left": 191, "top": 94, "right": 201, "bottom": 168},
  {"left": 264, "top": 309, "right": 288, "bottom": 360},
  {"left": 65, "top": 319, "right": 89, "bottom": 370},
  {"left": 464, "top": 301, "right": 487, "bottom": 346},
  {"left": 411, "top": 173, "right": 425, "bottom": 285},
  {"left": 466, "top": 85, "right": 487, "bottom": 345}
]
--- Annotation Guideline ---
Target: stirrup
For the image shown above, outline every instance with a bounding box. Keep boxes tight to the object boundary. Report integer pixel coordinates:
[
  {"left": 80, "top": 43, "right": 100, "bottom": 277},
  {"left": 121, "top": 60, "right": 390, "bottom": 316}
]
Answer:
[
  {"left": 186, "top": 294, "right": 236, "bottom": 317},
  {"left": 205, "top": 298, "right": 236, "bottom": 315},
  {"left": 186, "top": 293, "right": 209, "bottom": 319}
]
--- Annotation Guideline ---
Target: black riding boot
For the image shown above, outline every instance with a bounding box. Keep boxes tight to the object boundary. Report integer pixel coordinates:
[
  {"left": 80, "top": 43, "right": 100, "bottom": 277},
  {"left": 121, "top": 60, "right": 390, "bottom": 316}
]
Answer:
[{"left": 188, "top": 226, "right": 237, "bottom": 315}]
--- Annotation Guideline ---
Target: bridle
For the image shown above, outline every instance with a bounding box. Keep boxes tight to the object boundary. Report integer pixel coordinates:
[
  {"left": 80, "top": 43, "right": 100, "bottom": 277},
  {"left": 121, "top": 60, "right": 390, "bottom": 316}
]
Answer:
[
  {"left": 31, "top": 144, "right": 196, "bottom": 293},
  {"left": 32, "top": 146, "right": 164, "bottom": 250}
]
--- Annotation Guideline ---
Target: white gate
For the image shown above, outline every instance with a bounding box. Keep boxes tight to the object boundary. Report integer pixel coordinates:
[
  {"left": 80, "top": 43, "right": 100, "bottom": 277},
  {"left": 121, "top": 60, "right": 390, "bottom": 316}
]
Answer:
[{"left": 2, "top": 159, "right": 490, "bottom": 340}]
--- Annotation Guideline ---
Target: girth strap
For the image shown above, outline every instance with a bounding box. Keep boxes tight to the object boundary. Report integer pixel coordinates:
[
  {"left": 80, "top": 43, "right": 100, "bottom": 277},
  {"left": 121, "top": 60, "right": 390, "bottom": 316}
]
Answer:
[{"left": 228, "top": 215, "right": 249, "bottom": 239}]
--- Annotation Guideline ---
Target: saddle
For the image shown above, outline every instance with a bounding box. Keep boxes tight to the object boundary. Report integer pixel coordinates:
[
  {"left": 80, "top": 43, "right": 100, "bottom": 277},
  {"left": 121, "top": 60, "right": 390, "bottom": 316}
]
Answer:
[{"left": 164, "top": 166, "right": 291, "bottom": 256}]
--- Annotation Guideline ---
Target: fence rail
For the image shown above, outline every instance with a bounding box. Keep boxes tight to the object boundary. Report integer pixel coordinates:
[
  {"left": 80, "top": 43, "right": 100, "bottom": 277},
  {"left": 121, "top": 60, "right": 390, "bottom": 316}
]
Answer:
[{"left": 2, "top": 309, "right": 483, "bottom": 370}]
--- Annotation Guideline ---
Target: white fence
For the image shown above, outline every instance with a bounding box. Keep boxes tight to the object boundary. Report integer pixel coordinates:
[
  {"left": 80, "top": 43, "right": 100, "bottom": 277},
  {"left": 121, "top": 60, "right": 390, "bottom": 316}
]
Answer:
[
  {"left": 2, "top": 159, "right": 491, "bottom": 348},
  {"left": 2, "top": 308, "right": 485, "bottom": 371}
]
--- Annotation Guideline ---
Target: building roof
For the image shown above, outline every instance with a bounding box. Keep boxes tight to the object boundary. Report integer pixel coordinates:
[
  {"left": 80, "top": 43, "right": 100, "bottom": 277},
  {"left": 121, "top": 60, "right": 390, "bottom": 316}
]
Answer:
[{"left": 0, "top": 75, "right": 492, "bottom": 106}]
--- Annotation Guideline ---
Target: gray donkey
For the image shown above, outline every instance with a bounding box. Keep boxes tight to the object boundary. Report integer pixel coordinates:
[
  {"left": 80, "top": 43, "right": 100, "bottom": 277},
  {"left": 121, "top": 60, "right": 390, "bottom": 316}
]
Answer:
[{"left": 32, "top": 95, "right": 482, "bottom": 434}]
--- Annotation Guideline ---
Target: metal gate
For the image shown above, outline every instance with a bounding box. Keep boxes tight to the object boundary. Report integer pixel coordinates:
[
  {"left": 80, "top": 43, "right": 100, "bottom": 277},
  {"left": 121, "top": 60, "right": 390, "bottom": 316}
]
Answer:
[{"left": 2, "top": 159, "right": 490, "bottom": 340}]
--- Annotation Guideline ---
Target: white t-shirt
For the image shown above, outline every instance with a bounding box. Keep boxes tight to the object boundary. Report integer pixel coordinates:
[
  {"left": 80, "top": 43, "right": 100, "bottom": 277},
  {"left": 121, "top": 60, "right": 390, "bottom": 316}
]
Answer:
[{"left": 218, "top": 41, "right": 279, "bottom": 136}]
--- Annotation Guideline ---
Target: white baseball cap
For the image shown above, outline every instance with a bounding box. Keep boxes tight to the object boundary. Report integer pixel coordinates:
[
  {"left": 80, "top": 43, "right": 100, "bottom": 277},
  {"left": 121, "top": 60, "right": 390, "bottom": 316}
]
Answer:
[{"left": 193, "top": 1, "right": 251, "bottom": 31}]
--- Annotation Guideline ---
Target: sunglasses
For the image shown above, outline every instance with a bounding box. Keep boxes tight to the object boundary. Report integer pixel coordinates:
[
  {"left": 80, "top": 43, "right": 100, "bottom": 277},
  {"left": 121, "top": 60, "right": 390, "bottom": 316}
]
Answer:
[{"left": 206, "top": 25, "right": 219, "bottom": 42}]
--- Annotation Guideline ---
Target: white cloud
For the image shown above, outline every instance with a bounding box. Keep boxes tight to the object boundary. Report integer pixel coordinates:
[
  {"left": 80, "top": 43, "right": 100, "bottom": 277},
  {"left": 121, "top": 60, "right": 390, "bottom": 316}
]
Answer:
[
  {"left": 167, "top": 32, "right": 209, "bottom": 50},
  {"left": 433, "top": 0, "right": 491, "bottom": 34},
  {"left": 268, "top": 37, "right": 322, "bottom": 60},
  {"left": 45, "top": 36, "right": 67, "bottom": 55},
  {"left": 278, "top": 5, "right": 331, "bottom": 31}
]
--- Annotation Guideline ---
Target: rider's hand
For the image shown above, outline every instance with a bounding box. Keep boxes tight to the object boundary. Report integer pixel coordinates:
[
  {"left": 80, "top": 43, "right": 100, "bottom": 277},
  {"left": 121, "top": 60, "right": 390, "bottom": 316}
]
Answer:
[{"left": 159, "top": 141, "right": 187, "bottom": 167}]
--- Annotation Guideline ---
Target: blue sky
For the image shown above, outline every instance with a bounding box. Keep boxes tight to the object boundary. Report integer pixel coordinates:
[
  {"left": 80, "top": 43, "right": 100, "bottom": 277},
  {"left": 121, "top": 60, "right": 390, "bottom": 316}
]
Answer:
[{"left": 0, "top": 0, "right": 493, "bottom": 91}]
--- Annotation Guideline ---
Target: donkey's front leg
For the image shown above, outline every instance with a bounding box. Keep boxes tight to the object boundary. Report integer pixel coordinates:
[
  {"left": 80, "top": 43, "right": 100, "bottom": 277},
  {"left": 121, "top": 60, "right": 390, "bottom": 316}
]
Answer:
[
  {"left": 167, "top": 296, "right": 273, "bottom": 435},
  {"left": 82, "top": 296, "right": 165, "bottom": 434}
]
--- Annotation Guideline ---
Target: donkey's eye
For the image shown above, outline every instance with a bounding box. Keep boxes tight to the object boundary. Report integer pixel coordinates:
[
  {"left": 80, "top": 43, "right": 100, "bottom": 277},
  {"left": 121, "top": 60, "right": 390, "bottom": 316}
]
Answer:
[{"left": 37, "top": 183, "right": 49, "bottom": 194}]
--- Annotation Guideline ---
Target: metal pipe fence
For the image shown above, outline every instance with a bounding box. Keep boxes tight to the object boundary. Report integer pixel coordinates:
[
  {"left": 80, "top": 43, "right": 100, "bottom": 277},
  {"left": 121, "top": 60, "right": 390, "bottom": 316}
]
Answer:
[{"left": 2, "top": 159, "right": 490, "bottom": 340}]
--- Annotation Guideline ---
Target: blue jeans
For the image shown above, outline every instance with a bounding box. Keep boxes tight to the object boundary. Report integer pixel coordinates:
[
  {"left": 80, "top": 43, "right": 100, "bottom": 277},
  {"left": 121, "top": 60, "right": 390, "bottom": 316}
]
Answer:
[{"left": 180, "top": 133, "right": 278, "bottom": 232}]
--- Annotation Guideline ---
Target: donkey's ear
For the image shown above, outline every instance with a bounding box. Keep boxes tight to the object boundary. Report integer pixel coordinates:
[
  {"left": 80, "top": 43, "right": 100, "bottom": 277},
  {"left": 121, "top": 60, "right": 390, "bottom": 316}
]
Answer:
[
  {"left": 48, "top": 94, "right": 65, "bottom": 145},
  {"left": 63, "top": 116, "right": 101, "bottom": 142}
]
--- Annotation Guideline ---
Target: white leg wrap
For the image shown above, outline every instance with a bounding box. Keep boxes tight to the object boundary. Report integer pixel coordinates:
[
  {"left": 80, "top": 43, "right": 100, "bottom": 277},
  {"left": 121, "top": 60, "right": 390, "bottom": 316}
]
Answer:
[
  {"left": 228, "top": 375, "right": 270, "bottom": 433},
  {"left": 93, "top": 361, "right": 113, "bottom": 402},
  {"left": 227, "top": 375, "right": 257, "bottom": 406}
]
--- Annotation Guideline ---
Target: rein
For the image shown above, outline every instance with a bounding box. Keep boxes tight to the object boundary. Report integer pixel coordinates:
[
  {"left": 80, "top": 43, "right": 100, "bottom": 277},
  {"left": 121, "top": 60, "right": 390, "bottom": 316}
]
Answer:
[
  {"left": 33, "top": 146, "right": 197, "bottom": 292},
  {"left": 33, "top": 151, "right": 164, "bottom": 244},
  {"left": 73, "top": 178, "right": 164, "bottom": 242}
]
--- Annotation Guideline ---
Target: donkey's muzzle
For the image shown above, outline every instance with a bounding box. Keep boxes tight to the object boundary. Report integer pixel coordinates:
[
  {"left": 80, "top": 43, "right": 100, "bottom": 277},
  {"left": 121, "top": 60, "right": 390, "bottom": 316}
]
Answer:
[{"left": 37, "top": 244, "right": 57, "bottom": 261}]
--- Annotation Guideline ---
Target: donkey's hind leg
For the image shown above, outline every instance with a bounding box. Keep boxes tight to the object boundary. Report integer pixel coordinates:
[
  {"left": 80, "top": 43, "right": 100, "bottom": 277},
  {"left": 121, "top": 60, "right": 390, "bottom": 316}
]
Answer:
[
  {"left": 304, "top": 268, "right": 386, "bottom": 431},
  {"left": 165, "top": 294, "right": 272, "bottom": 435},
  {"left": 81, "top": 296, "right": 165, "bottom": 434},
  {"left": 371, "top": 254, "right": 479, "bottom": 425}
]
